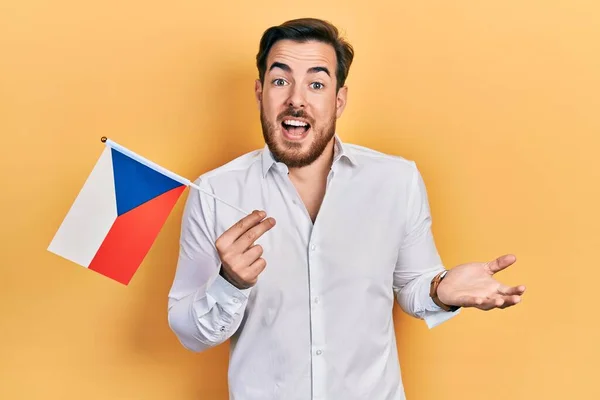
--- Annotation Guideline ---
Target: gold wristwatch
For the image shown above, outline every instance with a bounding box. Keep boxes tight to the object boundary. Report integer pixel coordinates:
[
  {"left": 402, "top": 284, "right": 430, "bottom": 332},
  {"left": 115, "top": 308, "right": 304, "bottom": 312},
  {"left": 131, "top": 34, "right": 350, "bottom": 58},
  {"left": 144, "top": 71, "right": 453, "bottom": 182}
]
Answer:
[{"left": 430, "top": 270, "right": 460, "bottom": 312}]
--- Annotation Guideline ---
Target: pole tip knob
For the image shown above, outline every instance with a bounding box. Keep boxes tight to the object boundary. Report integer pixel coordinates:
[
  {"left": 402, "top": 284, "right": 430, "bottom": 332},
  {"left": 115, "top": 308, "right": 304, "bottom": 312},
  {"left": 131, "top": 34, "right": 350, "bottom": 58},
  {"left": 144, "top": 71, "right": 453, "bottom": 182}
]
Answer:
[{"left": 100, "top": 136, "right": 107, "bottom": 143}]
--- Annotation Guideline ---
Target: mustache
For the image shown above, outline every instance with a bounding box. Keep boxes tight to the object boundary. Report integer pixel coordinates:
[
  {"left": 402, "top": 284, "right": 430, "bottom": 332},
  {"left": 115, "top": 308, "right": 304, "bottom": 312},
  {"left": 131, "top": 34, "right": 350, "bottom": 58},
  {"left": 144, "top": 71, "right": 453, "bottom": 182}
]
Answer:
[{"left": 277, "top": 108, "right": 313, "bottom": 124}]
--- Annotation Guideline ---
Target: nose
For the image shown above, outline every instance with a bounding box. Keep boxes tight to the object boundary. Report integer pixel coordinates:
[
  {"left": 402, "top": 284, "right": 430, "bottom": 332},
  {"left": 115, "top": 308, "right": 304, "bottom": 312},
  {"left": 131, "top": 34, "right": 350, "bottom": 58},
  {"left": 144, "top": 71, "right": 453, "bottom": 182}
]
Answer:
[{"left": 287, "top": 83, "right": 306, "bottom": 108}]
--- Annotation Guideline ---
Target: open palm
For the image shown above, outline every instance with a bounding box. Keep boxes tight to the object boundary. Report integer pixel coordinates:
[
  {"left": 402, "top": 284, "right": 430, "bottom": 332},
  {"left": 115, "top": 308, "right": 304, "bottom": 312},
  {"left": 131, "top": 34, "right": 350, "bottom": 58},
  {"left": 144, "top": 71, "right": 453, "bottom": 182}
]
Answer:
[{"left": 437, "top": 254, "right": 526, "bottom": 310}]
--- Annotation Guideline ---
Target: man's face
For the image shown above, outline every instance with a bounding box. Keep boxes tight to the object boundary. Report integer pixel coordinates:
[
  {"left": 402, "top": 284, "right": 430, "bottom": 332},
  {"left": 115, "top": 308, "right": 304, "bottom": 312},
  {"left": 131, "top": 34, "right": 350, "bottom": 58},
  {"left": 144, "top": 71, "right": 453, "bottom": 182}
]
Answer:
[{"left": 255, "top": 39, "right": 348, "bottom": 168}]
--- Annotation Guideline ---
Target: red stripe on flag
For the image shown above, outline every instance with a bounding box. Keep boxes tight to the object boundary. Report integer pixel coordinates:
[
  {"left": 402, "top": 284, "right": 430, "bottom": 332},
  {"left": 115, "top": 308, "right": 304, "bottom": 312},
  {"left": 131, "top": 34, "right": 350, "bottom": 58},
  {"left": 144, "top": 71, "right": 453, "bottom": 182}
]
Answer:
[{"left": 88, "top": 185, "right": 185, "bottom": 285}]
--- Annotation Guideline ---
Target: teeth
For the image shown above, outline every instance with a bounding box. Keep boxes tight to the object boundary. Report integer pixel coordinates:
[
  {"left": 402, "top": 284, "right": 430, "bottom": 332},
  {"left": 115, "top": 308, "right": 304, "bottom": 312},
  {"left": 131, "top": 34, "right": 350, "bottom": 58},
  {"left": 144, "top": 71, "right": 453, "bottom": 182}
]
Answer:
[{"left": 283, "top": 119, "right": 308, "bottom": 127}]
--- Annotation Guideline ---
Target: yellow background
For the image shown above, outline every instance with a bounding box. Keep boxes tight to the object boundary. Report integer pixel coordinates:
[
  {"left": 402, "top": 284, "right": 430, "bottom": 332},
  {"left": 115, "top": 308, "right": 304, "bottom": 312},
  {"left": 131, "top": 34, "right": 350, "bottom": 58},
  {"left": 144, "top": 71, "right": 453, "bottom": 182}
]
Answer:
[{"left": 1, "top": 1, "right": 599, "bottom": 399}]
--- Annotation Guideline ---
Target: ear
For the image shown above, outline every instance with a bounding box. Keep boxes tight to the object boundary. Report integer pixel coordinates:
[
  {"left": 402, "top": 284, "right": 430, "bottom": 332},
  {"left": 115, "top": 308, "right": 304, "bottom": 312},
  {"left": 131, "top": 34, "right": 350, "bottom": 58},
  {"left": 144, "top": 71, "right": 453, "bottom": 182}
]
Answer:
[
  {"left": 254, "top": 79, "right": 263, "bottom": 110},
  {"left": 335, "top": 86, "right": 348, "bottom": 119}
]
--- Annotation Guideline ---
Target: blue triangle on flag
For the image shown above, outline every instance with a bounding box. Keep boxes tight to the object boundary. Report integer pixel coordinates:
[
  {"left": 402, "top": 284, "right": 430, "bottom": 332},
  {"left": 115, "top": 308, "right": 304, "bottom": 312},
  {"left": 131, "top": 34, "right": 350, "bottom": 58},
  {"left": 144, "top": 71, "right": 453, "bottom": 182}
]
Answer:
[{"left": 111, "top": 148, "right": 184, "bottom": 216}]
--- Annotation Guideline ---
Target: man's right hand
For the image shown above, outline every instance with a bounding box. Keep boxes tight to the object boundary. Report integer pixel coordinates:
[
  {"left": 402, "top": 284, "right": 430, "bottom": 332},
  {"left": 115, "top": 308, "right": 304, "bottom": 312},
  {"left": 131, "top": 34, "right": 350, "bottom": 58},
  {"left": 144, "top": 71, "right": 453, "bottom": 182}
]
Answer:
[{"left": 215, "top": 210, "right": 276, "bottom": 289}]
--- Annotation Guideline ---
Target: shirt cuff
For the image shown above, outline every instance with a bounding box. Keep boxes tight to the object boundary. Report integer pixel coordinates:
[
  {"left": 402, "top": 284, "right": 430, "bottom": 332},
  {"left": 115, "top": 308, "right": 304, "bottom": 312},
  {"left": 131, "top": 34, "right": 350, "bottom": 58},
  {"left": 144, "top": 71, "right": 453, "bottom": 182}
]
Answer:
[
  {"left": 205, "top": 273, "right": 251, "bottom": 316},
  {"left": 424, "top": 307, "right": 461, "bottom": 329},
  {"left": 419, "top": 268, "right": 461, "bottom": 329}
]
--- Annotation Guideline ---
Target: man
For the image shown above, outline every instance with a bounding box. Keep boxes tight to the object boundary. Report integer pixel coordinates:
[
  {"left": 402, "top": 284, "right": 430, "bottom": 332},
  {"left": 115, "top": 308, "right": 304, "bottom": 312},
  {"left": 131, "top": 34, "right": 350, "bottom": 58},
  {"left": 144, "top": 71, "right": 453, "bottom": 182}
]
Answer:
[{"left": 167, "top": 18, "right": 526, "bottom": 400}]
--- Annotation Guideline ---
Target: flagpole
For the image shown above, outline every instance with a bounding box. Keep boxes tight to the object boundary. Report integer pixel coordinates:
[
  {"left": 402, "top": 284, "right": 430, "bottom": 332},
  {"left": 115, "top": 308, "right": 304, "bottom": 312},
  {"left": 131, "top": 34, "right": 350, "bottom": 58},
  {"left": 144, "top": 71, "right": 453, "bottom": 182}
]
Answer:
[
  {"left": 101, "top": 137, "right": 251, "bottom": 216},
  {"left": 187, "top": 182, "right": 250, "bottom": 215}
]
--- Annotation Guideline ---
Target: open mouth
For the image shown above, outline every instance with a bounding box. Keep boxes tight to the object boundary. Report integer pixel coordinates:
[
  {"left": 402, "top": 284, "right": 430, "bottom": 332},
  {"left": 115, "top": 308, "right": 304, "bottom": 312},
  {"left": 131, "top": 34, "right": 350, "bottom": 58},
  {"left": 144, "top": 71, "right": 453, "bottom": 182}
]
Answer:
[{"left": 281, "top": 118, "right": 311, "bottom": 140}]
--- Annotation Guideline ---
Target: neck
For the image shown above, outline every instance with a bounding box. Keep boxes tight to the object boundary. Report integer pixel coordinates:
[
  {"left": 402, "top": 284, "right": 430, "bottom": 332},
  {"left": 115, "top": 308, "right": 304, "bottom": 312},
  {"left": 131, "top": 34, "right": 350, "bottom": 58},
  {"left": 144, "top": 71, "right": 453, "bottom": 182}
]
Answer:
[{"left": 287, "top": 137, "right": 336, "bottom": 183}]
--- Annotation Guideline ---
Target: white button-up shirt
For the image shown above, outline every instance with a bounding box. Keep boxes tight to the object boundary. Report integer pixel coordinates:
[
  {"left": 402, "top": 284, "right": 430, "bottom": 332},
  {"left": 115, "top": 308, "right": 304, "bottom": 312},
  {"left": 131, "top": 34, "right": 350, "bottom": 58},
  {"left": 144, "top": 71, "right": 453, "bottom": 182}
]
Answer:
[{"left": 168, "top": 135, "right": 460, "bottom": 400}]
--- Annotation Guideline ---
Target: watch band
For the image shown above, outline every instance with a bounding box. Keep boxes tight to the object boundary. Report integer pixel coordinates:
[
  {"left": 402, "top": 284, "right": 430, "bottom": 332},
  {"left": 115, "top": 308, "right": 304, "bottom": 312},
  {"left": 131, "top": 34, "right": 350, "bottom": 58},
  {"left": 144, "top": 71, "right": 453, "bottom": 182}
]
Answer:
[{"left": 430, "top": 270, "right": 460, "bottom": 312}]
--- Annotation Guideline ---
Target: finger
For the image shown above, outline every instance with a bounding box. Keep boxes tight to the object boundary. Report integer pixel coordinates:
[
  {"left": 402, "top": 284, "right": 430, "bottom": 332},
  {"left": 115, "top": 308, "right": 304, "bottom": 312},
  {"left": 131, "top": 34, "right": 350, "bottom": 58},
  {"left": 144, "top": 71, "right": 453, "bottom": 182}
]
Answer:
[
  {"left": 499, "top": 294, "right": 522, "bottom": 309},
  {"left": 488, "top": 254, "right": 517, "bottom": 274},
  {"left": 217, "top": 210, "right": 266, "bottom": 249},
  {"left": 245, "top": 257, "right": 267, "bottom": 285},
  {"left": 233, "top": 217, "right": 276, "bottom": 252},
  {"left": 498, "top": 284, "right": 526, "bottom": 296},
  {"left": 462, "top": 294, "right": 523, "bottom": 311},
  {"left": 458, "top": 295, "right": 504, "bottom": 310},
  {"left": 480, "top": 296, "right": 506, "bottom": 310},
  {"left": 242, "top": 244, "right": 264, "bottom": 266}
]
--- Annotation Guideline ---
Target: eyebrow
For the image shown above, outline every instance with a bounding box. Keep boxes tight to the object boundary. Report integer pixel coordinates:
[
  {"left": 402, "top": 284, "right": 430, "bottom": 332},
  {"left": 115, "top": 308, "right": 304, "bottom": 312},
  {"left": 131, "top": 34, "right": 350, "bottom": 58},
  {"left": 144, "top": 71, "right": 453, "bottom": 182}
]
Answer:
[
  {"left": 307, "top": 66, "right": 330, "bottom": 76},
  {"left": 268, "top": 62, "right": 331, "bottom": 77},
  {"left": 269, "top": 62, "right": 291, "bottom": 73}
]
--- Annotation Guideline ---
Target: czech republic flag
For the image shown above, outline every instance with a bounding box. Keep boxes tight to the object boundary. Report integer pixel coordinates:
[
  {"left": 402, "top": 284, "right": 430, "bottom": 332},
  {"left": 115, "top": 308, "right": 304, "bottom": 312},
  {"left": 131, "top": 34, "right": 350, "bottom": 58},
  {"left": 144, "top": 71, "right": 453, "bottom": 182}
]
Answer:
[{"left": 48, "top": 138, "right": 189, "bottom": 285}]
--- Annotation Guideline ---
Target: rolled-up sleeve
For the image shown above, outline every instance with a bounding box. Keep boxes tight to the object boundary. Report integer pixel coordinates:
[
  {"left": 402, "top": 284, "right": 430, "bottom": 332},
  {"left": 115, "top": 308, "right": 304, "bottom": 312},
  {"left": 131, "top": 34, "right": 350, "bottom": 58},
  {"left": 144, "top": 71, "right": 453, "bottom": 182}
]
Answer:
[
  {"left": 393, "top": 163, "right": 460, "bottom": 329},
  {"left": 167, "top": 177, "right": 250, "bottom": 351}
]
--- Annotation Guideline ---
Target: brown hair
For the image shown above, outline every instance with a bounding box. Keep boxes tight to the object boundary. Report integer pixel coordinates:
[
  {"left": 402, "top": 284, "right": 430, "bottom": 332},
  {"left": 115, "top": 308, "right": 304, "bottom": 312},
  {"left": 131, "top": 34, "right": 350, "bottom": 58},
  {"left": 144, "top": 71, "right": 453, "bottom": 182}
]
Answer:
[{"left": 256, "top": 18, "right": 355, "bottom": 91}]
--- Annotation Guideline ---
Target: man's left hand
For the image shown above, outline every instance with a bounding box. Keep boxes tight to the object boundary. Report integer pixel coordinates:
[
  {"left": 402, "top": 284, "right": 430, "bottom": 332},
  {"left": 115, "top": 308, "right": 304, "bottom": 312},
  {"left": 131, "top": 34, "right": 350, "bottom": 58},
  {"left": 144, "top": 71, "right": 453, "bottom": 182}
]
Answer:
[{"left": 437, "top": 254, "right": 526, "bottom": 311}]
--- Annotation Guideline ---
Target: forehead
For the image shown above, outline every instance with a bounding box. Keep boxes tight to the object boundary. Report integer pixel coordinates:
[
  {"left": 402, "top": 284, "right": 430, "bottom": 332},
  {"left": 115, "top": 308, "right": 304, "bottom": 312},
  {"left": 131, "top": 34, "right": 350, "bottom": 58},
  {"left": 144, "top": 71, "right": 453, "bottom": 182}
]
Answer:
[{"left": 266, "top": 39, "right": 337, "bottom": 74}]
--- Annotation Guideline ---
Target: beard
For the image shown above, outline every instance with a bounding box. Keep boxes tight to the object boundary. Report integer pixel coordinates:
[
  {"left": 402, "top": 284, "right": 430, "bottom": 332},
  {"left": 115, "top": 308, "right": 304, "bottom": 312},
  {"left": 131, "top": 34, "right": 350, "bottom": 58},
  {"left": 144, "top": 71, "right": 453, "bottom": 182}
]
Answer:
[{"left": 260, "top": 105, "right": 337, "bottom": 169}]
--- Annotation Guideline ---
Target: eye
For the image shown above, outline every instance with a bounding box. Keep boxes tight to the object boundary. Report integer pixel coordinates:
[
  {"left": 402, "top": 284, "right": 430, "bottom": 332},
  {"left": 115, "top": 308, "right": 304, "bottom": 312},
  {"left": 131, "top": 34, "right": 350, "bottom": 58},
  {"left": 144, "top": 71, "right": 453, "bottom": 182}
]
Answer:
[
  {"left": 272, "top": 78, "right": 288, "bottom": 86},
  {"left": 310, "top": 82, "right": 325, "bottom": 90}
]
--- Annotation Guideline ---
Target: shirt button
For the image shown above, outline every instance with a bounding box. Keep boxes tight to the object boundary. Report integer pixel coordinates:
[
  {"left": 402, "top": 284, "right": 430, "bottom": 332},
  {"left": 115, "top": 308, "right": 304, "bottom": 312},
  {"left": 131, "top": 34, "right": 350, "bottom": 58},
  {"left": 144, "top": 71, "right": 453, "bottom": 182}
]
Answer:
[
  {"left": 316, "top": 350, "right": 322, "bottom": 356},
  {"left": 314, "top": 297, "right": 319, "bottom": 304},
  {"left": 233, "top": 298, "right": 239, "bottom": 304},
  {"left": 310, "top": 244, "right": 316, "bottom": 251}
]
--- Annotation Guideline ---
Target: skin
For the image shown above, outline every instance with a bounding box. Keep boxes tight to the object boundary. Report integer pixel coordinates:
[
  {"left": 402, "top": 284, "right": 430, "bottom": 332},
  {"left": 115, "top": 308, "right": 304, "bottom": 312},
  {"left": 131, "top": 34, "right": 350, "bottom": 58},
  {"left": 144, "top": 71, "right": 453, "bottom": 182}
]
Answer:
[
  {"left": 217, "top": 39, "right": 526, "bottom": 311},
  {"left": 216, "top": 210, "right": 275, "bottom": 290},
  {"left": 256, "top": 39, "right": 346, "bottom": 222}
]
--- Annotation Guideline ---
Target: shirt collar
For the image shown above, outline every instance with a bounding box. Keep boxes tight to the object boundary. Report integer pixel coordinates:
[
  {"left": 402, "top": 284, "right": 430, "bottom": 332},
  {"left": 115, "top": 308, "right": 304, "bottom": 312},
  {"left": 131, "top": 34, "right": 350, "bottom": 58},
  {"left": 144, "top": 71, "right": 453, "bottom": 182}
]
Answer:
[{"left": 261, "top": 134, "right": 358, "bottom": 177}]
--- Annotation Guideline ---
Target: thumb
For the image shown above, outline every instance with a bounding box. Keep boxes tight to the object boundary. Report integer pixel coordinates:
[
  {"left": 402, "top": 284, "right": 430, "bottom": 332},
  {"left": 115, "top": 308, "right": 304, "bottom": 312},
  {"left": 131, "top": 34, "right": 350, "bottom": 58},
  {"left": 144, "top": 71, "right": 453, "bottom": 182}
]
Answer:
[{"left": 488, "top": 254, "right": 517, "bottom": 274}]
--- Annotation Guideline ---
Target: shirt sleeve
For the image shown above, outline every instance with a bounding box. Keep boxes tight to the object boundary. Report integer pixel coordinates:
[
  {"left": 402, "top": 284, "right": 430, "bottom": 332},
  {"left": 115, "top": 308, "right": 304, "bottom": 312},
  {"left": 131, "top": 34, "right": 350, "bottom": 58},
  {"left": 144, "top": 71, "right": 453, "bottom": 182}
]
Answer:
[
  {"left": 167, "top": 177, "right": 251, "bottom": 352},
  {"left": 393, "top": 162, "right": 460, "bottom": 329}
]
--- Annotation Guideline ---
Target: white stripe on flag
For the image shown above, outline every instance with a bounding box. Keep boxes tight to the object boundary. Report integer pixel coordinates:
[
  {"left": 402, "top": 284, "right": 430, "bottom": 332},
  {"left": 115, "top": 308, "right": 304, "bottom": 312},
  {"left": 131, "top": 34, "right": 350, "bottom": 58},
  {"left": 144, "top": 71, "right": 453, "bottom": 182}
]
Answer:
[{"left": 48, "top": 147, "right": 118, "bottom": 268}]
